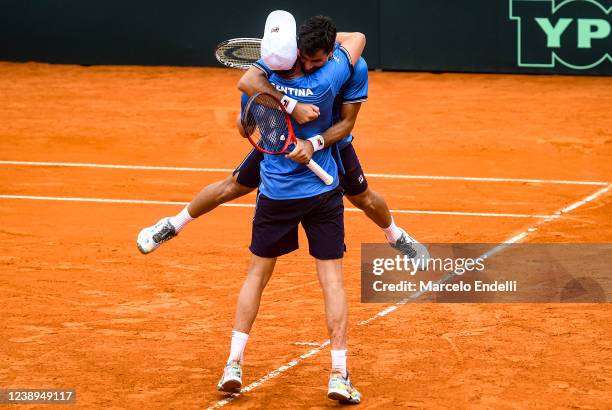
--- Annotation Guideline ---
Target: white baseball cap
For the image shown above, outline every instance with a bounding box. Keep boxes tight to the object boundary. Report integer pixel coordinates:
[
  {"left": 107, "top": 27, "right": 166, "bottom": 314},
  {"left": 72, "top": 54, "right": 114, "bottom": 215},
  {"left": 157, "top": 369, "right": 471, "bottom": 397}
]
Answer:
[{"left": 261, "top": 10, "right": 298, "bottom": 71}]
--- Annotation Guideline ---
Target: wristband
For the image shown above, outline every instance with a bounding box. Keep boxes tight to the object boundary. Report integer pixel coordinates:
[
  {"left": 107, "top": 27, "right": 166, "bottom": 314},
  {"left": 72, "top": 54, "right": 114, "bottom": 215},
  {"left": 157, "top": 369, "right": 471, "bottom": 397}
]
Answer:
[
  {"left": 308, "top": 135, "right": 325, "bottom": 152},
  {"left": 280, "top": 95, "right": 298, "bottom": 114}
]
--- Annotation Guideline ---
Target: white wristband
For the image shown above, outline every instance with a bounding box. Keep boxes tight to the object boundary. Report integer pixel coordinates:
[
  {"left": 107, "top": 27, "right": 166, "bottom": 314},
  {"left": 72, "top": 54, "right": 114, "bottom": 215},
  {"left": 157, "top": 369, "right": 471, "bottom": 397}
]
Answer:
[
  {"left": 280, "top": 95, "right": 298, "bottom": 114},
  {"left": 308, "top": 135, "right": 325, "bottom": 152}
]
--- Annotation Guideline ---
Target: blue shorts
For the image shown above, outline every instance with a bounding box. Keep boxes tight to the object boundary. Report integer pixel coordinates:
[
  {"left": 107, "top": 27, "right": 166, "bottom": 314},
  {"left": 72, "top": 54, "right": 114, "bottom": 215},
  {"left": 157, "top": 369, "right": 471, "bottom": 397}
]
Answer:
[
  {"left": 233, "top": 143, "right": 368, "bottom": 196},
  {"left": 337, "top": 143, "right": 368, "bottom": 196},
  {"left": 233, "top": 148, "right": 264, "bottom": 188},
  {"left": 249, "top": 188, "right": 345, "bottom": 260}
]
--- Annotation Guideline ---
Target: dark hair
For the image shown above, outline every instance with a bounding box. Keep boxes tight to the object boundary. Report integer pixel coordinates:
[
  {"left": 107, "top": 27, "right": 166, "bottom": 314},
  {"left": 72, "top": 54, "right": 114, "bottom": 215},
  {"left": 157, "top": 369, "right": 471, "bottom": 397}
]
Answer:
[{"left": 297, "top": 15, "right": 337, "bottom": 56}]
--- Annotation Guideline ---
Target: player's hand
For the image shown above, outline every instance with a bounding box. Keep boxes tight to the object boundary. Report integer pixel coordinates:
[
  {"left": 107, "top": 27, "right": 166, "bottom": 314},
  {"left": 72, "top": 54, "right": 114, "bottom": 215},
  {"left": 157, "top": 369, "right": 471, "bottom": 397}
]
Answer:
[
  {"left": 286, "top": 138, "right": 314, "bottom": 164},
  {"left": 291, "top": 103, "right": 320, "bottom": 124}
]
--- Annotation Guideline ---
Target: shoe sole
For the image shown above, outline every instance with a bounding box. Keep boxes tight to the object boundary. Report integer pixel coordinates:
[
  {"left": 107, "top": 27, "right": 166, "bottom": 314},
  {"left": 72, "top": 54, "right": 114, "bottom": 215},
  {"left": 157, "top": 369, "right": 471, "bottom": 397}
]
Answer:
[
  {"left": 327, "top": 389, "right": 350, "bottom": 401},
  {"left": 328, "top": 389, "right": 360, "bottom": 404},
  {"left": 218, "top": 378, "right": 241, "bottom": 393}
]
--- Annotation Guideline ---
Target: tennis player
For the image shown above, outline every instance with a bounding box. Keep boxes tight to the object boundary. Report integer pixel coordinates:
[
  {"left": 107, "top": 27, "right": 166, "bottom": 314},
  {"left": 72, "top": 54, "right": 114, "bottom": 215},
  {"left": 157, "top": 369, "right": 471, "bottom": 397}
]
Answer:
[
  {"left": 238, "top": 23, "right": 428, "bottom": 263},
  {"left": 137, "top": 28, "right": 428, "bottom": 262},
  {"left": 215, "top": 12, "right": 362, "bottom": 403}
]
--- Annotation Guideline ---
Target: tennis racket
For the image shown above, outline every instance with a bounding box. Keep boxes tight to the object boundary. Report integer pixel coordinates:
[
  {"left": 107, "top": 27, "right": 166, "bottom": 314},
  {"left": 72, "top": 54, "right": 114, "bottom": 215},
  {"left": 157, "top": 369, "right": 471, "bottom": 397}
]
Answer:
[
  {"left": 242, "top": 93, "right": 334, "bottom": 186},
  {"left": 214, "top": 38, "right": 262, "bottom": 69}
]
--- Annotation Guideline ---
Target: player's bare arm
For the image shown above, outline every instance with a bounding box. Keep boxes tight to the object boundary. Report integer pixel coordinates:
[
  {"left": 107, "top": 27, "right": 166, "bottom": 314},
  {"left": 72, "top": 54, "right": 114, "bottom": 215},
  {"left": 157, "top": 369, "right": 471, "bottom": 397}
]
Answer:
[
  {"left": 237, "top": 65, "right": 282, "bottom": 98},
  {"left": 322, "top": 103, "right": 361, "bottom": 145},
  {"left": 287, "top": 103, "right": 361, "bottom": 164},
  {"left": 237, "top": 66, "right": 320, "bottom": 124},
  {"left": 336, "top": 32, "right": 366, "bottom": 65}
]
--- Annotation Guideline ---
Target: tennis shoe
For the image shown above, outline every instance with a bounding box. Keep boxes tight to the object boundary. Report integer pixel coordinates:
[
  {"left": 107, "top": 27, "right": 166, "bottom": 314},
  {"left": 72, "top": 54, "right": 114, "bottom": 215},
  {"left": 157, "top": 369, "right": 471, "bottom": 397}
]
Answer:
[
  {"left": 391, "top": 228, "right": 430, "bottom": 271},
  {"left": 327, "top": 371, "right": 361, "bottom": 404},
  {"left": 136, "top": 217, "right": 177, "bottom": 254},
  {"left": 217, "top": 361, "right": 242, "bottom": 393}
]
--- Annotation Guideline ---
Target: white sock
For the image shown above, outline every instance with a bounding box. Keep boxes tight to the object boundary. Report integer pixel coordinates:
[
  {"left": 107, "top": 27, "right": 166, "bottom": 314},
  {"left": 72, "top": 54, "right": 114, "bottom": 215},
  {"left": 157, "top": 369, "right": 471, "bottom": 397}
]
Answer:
[
  {"left": 169, "top": 206, "right": 194, "bottom": 233},
  {"left": 228, "top": 330, "right": 249, "bottom": 364},
  {"left": 331, "top": 349, "right": 347, "bottom": 378},
  {"left": 383, "top": 217, "right": 403, "bottom": 243}
]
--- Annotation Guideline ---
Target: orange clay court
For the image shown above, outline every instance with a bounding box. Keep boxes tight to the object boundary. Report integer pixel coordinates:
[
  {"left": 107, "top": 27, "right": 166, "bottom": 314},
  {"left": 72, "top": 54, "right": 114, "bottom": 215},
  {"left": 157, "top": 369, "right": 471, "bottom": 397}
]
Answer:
[{"left": 0, "top": 62, "right": 611, "bottom": 408}]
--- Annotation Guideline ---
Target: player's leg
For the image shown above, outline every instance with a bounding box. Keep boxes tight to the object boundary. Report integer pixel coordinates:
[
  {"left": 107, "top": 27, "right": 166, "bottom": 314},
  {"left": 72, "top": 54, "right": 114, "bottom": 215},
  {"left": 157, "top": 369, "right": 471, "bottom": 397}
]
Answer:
[
  {"left": 136, "top": 149, "right": 262, "bottom": 254},
  {"left": 316, "top": 258, "right": 348, "bottom": 351},
  {"left": 346, "top": 187, "right": 391, "bottom": 228},
  {"left": 187, "top": 174, "right": 254, "bottom": 218},
  {"left": 302, "top": 188, "right": 361, "bottom": 404},
  {"left": 315, "top": 257, "right": 360, "bottom": 404},
  {"left": 218, "top": 192, "right": 301, "bottom": 393},
  {"left": 233, "top": 255, "right": 276, "bottom": 335},
  {"left": 340, "top": 143, "right": 429, "bottom": 265},
  {"left": 217, "top": 254, "right": 276, "bottom": 393}
]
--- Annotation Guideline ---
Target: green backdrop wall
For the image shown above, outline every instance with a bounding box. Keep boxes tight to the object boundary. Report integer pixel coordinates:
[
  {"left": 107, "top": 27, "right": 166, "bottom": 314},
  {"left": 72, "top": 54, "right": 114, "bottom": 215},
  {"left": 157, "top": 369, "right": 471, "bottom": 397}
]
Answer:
[{"left": 1, "top": 0, "right": 610, "bottom": 75}]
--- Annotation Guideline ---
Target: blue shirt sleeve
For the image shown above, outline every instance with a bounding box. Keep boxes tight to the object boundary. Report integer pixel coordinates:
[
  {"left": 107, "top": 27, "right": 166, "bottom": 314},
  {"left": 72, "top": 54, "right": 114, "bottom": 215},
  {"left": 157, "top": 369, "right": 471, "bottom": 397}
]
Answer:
[
  {"left": 321, "top": 45, "right": 353, "bottom": 96},
  {"left": 342, "top": 57, "right": 368, "bottom": 103},
  {"left": 240, "top": 93, "right": 249, "bottom": 111},
  {"left": 239, "top": 93, "right": 251, "bottom": 127},
  {"left": 253, "top": 58, "right": 273, "bottom": 78}
]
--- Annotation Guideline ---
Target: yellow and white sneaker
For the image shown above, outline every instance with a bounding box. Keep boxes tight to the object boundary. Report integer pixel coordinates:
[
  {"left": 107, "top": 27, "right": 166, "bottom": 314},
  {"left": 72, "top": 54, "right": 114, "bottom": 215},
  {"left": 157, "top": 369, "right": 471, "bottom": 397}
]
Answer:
[
  {"left": 217, "top": 361, "right": 242, "bottom": 393},
  {"left": 327, "top": 371, "right": 361, "bottom": 404}
]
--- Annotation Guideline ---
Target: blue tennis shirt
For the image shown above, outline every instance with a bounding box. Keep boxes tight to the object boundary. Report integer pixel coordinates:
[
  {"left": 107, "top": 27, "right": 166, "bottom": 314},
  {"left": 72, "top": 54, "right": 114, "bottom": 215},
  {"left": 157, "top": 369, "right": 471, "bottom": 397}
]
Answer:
[
  {"left": 250, "top": 46, "right": 353, "bottom": 200},
  {"left": 334, "top": 56, "right": 369, "bottom": 150}
]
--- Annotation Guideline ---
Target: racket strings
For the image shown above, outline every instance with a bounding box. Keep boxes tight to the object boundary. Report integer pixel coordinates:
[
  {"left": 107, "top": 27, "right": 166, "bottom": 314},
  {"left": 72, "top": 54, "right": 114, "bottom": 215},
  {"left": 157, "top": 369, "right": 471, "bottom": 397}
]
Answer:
[
  {"left": 215, "top": 39, "right": 261, "bottom": 69},
  {"left": 244, "top": 95, "right": 290, "bottom": 153}
]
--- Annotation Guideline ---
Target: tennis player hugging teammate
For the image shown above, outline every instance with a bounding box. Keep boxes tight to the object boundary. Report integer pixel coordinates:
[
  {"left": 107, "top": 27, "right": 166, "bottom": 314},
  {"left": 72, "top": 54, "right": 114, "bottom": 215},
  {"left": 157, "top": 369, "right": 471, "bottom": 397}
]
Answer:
[
  {"left": 136, "top": 9, "right": 430, "bottom": 404},
  {"left": 215, "top": 11, "right": 364, "bottom": 404}
]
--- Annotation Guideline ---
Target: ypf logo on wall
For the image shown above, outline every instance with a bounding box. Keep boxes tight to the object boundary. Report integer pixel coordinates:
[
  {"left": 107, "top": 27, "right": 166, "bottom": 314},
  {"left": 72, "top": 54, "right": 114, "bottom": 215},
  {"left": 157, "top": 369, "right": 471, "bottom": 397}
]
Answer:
[{"left": 510, "top": 0, "right": 611, "bottom": 70}]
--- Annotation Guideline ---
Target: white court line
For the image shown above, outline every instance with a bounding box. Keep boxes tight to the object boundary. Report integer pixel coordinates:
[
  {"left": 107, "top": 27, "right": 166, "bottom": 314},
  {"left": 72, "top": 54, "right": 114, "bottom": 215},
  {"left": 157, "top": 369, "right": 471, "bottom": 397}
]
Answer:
[
  {"left": 360, "top": 185, "right": 612, "bottom": 322},
  {"left": 0, "top": 160, "right": 608, "bottom": 186},
  {"left": 0, "top": 195, "right": 550, "bottom": 219},
  {"left": 360, "top": 183, "right": 612, "bottom": 317},
  {"left": 206, "top": 183, "right": 611, "bottom": 409},
  {"left": 209, "top": 341, "right": 331, "bottom": 409},
  {"left": 0, "top": 160, "right": 231, "bottom": 173}
]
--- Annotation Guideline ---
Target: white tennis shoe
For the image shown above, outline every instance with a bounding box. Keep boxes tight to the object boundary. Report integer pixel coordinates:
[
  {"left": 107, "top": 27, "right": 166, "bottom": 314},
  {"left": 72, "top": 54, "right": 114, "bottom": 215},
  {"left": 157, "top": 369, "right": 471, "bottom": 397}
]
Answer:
[
  {"left": 217, "top": 361, "right": 243, "bottom": 393},
  {"left": 136, "top": 217, "right": 177, "bottom": 254},
  {"left": 391, "top": 229, "right": 430, "bottom": 270}
]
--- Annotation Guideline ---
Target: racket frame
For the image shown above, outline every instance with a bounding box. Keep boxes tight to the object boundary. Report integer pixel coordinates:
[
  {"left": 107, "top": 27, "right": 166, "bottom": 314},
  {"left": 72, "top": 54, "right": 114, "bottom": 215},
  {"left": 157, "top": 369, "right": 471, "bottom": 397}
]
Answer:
[
  {"left": 214, "top": 38, "right": 262, "bottom": 69},
  {"left": 242, "top": 92, "right": 296, "bottom": 155},
  {"left": 242, "top": 92, "right": 334, "bottom": 186}
]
